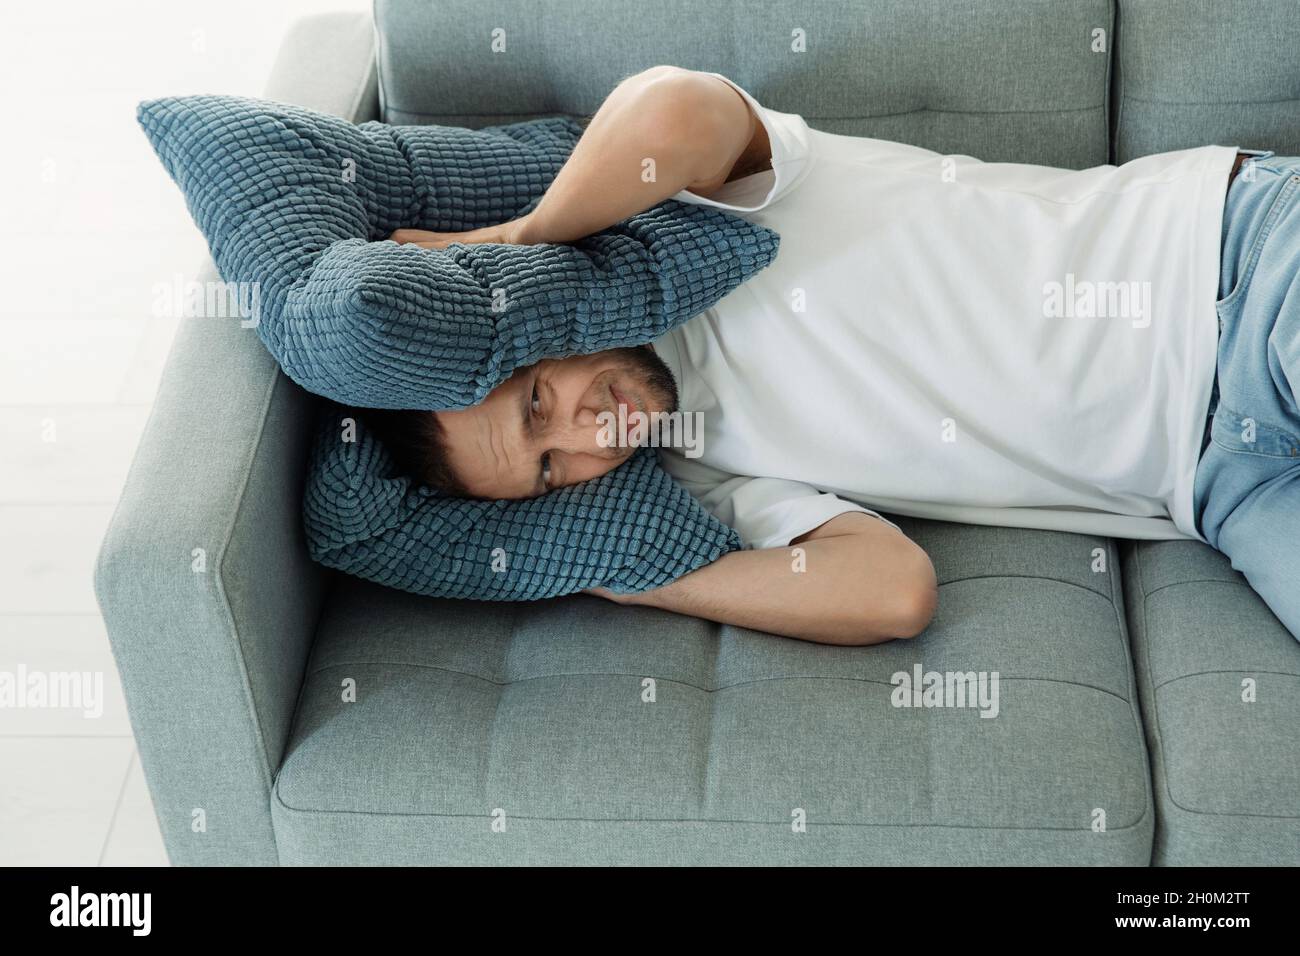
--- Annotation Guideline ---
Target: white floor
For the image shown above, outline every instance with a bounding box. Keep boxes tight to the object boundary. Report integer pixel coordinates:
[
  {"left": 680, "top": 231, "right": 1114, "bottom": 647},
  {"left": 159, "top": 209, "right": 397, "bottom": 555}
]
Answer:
[{"left": 0, "top": 0, "right": 369, "bottom": 866}]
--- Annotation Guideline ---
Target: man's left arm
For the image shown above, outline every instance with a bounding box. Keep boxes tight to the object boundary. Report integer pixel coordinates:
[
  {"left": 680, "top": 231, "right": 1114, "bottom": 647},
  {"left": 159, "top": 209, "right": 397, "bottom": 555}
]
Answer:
[{"left": 391, "top": 65, "right": 761, "bottom": 249}]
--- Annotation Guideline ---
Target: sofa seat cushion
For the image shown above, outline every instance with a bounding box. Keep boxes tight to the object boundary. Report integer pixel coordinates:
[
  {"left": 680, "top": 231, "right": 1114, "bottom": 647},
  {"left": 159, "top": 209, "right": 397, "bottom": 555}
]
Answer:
[
  {"left": 1123, "top": 540, "right": 1300, "bottom": 865},
  {"left": 273, "top": 519, "right": 1153, "bottom": 865}
]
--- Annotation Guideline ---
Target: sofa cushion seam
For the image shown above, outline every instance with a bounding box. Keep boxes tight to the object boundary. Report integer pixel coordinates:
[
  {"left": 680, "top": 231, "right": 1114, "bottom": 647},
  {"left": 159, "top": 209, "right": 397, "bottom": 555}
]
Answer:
[
  {"left": 940, "top": 572, "right": 1112, "bottom": 602},
  {"left": 384, "top": 103, "right": 1105, "bottom": 122},
  {"left": 298, "top": 660, "right": 1134, "bottom": 703},
  {"left": 269, "top": 787, "right": 1150, "bottom": 831}
]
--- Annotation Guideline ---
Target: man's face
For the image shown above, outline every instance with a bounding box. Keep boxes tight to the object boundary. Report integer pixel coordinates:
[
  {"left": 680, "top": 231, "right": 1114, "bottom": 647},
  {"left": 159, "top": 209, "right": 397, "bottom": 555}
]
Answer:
[{"left": 438, "top": 345, "right": 678, "bottom": 499}]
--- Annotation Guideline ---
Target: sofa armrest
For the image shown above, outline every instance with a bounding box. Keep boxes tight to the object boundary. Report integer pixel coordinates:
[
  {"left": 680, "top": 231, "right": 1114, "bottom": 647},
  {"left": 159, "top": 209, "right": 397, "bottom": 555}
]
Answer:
[
  {"left": 93, "top": 11, "right": 379, "bottom": 866},
  {"left": 265, "top": 10, "right": 380, "bottom": 122}
]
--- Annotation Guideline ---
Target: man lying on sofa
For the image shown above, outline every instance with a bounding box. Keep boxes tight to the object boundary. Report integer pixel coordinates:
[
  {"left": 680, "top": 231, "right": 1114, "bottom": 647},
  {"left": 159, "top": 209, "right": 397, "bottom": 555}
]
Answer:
[{"left": 373, "top": 66, "right": 1300, "bottom": 648}]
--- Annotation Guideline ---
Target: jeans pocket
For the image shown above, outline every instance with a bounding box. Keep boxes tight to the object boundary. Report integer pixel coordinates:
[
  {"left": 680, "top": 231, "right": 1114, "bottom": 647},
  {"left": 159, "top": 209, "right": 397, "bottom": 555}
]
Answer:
[
  {"left": 1211, "top": 402, "right": 1300, "bottom": 459},
  {"left": 1217, "top": 170, "right": 1300, "bottom": 310}
]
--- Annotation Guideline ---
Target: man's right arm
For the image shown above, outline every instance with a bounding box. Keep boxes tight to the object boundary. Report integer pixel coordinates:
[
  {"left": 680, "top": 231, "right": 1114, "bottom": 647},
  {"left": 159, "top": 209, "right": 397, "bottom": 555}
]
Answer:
[
  {"left": 588, "top": 513, "right": 939, "bottom": 646},
  {"left": 391, "top": 66, "right": 762, "bottom": 249}
]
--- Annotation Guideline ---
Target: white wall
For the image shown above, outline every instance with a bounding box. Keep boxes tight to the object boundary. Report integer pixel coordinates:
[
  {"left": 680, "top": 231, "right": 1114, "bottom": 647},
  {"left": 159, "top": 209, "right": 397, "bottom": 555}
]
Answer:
[{"left": 0, "top": 0, "right": 371, "bottom": 866}]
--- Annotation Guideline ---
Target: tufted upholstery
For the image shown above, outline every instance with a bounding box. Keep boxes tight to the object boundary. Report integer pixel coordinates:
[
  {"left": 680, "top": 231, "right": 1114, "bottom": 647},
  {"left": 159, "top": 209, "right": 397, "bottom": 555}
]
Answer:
[
  {"left": 375, "top": 0, "right": 1115, "bottom": 170},
  {"left": 273, "top": 518, "right": 1152, "bottom": 865},
  {"left": 1123, "top": 540, "right": 1300, "bottom": 865},
  {"left": 1113, "top": 0, "right": 1300, "bottom": 162}
]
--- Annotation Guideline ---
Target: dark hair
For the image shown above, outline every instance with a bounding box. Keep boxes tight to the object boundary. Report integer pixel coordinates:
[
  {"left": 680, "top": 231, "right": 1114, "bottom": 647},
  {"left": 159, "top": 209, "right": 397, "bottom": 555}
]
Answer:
[{"left": 356, "top": 407, "right": 472, "bottom": 498}]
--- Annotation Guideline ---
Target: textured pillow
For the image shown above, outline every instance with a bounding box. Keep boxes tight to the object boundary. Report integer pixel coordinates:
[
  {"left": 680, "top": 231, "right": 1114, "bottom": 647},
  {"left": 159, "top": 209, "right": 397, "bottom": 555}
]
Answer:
[
  {"left": 136, "top": 95, "right": 773, "bottom": 598},
  {"left": 304, "top": 406, "right": 740, "bottom": 599},
  {"left": 136, "top": 95, "right": 779, "bottom": 410}
]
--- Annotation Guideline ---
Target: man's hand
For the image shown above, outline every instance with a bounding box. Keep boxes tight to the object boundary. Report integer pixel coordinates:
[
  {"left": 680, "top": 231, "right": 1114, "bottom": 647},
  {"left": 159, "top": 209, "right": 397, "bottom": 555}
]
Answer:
[
  {"left": 581, "top": 586, "right": 638, "bottom": 605},
  {"left": 389, "top": 217, "right": 530, "bottom": 249}
]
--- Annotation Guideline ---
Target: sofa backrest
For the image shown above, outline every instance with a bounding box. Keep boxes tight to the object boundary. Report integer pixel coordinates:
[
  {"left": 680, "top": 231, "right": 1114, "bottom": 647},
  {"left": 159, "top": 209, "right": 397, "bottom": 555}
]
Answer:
[
  {"left": 374, "top": 0, "right": 1299, "bottom": 168},
  {"left": 1112, "top": 0, "right": 1300, "bottom": 162},
  {"left": 374, "top": 0, "right": 1113, "bottom": 169}
]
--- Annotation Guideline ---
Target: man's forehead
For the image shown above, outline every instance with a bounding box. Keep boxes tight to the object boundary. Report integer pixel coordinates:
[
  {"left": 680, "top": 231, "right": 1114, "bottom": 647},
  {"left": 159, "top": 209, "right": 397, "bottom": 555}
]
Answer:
[{"left": 440, "top": 380, "right": 535, "bottom": 498}]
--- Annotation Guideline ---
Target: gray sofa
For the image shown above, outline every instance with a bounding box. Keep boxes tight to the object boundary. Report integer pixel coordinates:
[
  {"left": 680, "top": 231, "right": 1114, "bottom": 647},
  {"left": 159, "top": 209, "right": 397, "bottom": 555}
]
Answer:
[{"left": 95, "top": 0, "right": 1300, "bottom": 865}]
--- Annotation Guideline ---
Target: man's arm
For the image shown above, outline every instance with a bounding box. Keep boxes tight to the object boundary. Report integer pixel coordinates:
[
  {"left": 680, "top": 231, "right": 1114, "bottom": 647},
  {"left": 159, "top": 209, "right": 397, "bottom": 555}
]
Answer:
[
  {"left": 391, "top": 66, "right": 767, "bottom": 248},
  {"left": 589, "top": 513, "right": 939, "bottom": 646}
]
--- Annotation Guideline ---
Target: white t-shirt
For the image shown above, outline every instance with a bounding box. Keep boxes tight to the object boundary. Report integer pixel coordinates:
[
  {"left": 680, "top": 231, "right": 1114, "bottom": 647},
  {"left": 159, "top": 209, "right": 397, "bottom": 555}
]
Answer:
[{"left": 651, "top": 73, "right": 1237, "bottom": 550}]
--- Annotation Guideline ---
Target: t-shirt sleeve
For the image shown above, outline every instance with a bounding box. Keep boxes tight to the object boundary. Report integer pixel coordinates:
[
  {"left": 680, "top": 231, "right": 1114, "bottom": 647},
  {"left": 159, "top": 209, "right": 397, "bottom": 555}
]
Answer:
[
  {"left": 669, "top": 72, "right": 811, "bottom": 213},
  {"left": 658, "top": 452, "right": 901, "bottom": 550}
]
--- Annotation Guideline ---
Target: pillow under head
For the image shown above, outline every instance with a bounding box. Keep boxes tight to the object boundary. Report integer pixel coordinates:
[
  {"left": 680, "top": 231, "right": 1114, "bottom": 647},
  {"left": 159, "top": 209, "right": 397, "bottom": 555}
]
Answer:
[{"left": 304, "top": 406, "right": 742, "bottom": 600}]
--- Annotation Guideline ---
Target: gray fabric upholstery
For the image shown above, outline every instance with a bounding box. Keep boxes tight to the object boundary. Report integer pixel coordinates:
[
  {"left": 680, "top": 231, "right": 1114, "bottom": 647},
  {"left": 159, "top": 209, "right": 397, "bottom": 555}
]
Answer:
[
  {"left": 273, "top": 521, "right": 1151, "bottom": 865},
  {"left": 1123, "top": 540, "right": 1300, "bottom": 865},
  {"left": 94, "top": 287, "right": 315, "bottom": 866},
  {"left": 93, "top": 10, "right": 379, "bottom": 866},
  {"left": 1114, "top": 0, "right": 1300, "bottom": 162},
  {"left": 375, "top": 0, "right": 1112, "bottom": 169}
]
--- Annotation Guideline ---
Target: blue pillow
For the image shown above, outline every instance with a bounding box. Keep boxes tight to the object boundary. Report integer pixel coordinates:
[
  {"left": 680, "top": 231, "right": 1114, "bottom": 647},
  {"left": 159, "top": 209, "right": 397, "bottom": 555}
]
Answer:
[
  {"left": 136, "top": 95, "right": 775, "bottom": 598},
  {"left": 304, "top": 406, "right": 740, "bottom": 599},
  {"left": 136, "top": 95, "right": 779, "bottom": 409}
]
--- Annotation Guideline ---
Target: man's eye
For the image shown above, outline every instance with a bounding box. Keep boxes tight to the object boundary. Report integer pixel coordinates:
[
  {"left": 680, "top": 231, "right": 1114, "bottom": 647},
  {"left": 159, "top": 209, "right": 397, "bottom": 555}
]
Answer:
[
  {"left": 531, "top": 383, "right": 542, "bottom": 415},
  {"left": 541, "top": 451, "right": 552, "bottom": 485}
]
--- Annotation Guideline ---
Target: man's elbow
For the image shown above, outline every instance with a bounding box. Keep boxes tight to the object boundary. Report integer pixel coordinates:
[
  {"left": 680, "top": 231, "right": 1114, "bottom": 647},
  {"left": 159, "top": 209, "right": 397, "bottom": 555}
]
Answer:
[
  {"left": 619, "top": 67, "right": 743, "bottom": 179},
  {"left": 893, "top": 569, "right": 938, "bottom": 639},
  {"left": 873, "top": 542, "right": 938, "bottom": 641}
]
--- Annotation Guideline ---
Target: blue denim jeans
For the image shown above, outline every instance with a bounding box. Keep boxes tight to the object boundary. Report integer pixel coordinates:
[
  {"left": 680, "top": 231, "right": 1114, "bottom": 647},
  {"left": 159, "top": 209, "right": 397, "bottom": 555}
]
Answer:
[{"left": 1193, "top": 150, "right": 1300, "bottom": 641}]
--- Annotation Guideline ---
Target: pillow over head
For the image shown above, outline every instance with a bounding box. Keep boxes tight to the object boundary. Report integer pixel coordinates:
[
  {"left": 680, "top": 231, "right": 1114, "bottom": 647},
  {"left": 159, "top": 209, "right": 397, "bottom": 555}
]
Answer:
[
  {"left": 137, "top": 95, "right": 777, "bottom": 598},
  {"left": 136, "top": 95, "right": 779, "bottom": 409}
]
